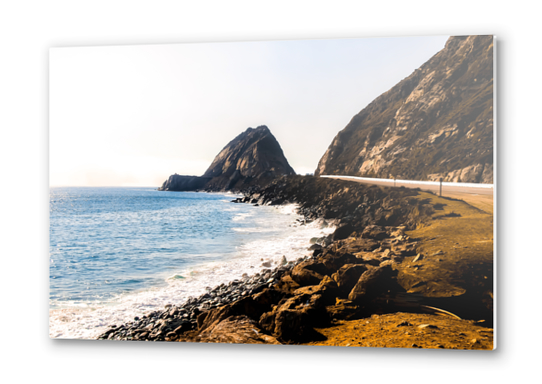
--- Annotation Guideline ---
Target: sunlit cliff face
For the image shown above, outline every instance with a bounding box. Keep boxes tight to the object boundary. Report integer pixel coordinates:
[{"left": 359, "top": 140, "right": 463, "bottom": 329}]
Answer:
[{"left": 316, "top": 35, "right": 493, "bottom": 184}]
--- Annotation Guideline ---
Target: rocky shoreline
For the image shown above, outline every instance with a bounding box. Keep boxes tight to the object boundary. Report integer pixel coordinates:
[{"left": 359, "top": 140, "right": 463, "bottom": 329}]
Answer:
[
  {"left": 98, "top": 258, "right": 301, "bottom": 342},
  {"left": 98, "top": 221, "right": 414, "bottom": 343},
  {"left": 98, "top": 176, "right": 492, "bottom": 346}
]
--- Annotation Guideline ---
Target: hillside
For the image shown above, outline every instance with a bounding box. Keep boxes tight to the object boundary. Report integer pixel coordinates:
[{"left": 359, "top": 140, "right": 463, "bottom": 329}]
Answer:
[
  {"left": 159, "top": 125, "right": 295, "bottom": 191},
  {"left": 315, "top": 35, "right": 494, "bottom": 184}
]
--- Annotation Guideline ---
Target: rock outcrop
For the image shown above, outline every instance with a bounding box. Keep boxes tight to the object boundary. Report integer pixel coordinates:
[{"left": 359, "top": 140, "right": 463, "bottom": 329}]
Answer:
[
  {"left": 158, "top": 175, "right": 211, "bottom": 192},
  {"left": 315, "top": 35, "right": 494, "bottom": 184},
  {"left": 158, "top": 125, "right": 295, "bottom": 192}
]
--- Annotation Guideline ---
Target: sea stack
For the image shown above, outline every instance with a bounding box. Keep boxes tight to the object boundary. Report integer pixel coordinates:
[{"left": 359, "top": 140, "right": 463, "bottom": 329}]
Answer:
[
  {"left": 315, "top": 35, "right": 494, "bottom": 183},
  {"left": 159, "top": 125, "right": 295, "bottom": 192}
]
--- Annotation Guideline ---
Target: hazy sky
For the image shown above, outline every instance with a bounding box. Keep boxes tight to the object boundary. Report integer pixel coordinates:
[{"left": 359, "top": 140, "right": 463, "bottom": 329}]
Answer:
[{"left": 50, "top": 35, "right": 449, "bottom": 187}]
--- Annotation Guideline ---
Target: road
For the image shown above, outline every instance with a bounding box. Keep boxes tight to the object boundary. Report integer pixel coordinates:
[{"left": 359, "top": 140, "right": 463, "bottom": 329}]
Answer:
[{"left": 321, "top": 175, "right": 494, "bottom": 214}]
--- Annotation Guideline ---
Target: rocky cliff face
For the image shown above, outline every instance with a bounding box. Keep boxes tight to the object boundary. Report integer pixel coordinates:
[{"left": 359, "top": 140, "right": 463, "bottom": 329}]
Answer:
[
  {"left": 202, "top": 125, "right": 296, "bottom": 190},
  {"left": 158, "top": 125, "right": 295, "bottom": 191},
  {"left": 315, "top": 35, "right": 494, "bottom": 184}
]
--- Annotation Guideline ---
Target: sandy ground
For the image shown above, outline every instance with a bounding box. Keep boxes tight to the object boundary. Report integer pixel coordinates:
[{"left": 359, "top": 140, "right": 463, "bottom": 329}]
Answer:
[
  {"left": 306, "top": 312, "right": 493, "bottom": 350},
  {"left": 442, "top": 191, "right": 493, "bottom": 215},
  {"left": 304, "top": 180, "right": 495, "bottom": 350}
]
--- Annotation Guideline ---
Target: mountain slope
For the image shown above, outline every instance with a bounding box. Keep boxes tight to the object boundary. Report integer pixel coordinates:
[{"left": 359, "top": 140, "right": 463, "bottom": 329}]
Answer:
[
  {"left": 315, "top": 35, "right": 494, "bottom": 184},
  {"left": 159, "top": 125, "right": 295, "bottom": 191}
]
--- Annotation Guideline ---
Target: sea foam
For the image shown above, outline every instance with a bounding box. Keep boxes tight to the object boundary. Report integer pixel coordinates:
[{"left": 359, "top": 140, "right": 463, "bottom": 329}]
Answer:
[{"left": 49, "top": 201, "right": 334, "bottom": 339}]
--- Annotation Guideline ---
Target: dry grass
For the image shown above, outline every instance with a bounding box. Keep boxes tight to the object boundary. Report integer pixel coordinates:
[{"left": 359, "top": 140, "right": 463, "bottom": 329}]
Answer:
[
  {"left": 303, "top": 191, "right": 494, "bottom": 350},
  {"left": 397, "top": 191, "right": 493, "bottom": 298}
]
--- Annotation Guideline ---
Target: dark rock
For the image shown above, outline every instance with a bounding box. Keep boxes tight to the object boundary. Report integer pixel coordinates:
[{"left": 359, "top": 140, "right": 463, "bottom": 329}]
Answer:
[
  {"left": 340, "top": 238, "right": 380, "bottom": 253},
  {"left": 318, "top": 275, "right": 339, "bottom": 290},
  {"left": 332, "top": 264, "right": 369, "bottom": 295},
  {"left": 290, "top": 260, "right": 330, "bottom": 286},
  {"left": 396, "top": 321, "right": 413, "bottom": 327},
  {"left": 393, "top": 243, "right": 418, "bottom": 257},
  {"left": 259, "top": 311, "right": 276, "bottom": 334},
  {"left": 332, "top": 223, "right": 355, "bottom": 241},
  {"left": 348, "top": 264, "right": 404, "bottom": 302},
  {"left": 159, "top": 126, "right": 295, "bottom": 192},
  {"left": 166, "top": 331, "right": 177, "bottom": 339},
  {"left": 273, "top": 274, "right": 301, "bottom": 294},
  {"left": 272, "top": 309, "right": 312, "bottom": 343},
  {"left": 158, "top": 175, "right": 211, "bottom": 192},
  {"left": 266, "top": 293, "right": 328, "bottom": 343},
  {"left": 361, "top": 225, "right": 389, "bottom": 240},
  {"left": 193, "top": 315, "right": 281, "bottom": 344},
  {"left": 325, "top": 299, "right": 360, "bottom": 321},
  {"left": 173, "top": 322, "right": 191, "bottom": 335}
]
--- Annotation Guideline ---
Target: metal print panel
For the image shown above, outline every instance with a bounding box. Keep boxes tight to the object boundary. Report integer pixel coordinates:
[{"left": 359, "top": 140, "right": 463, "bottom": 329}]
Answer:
[{"left": 49, "top": 35, "right": 495, "bottom": 349}]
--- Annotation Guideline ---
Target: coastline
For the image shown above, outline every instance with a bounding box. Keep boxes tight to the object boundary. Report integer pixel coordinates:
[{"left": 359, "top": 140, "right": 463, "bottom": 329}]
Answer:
[
  {"left": 50, "top": 189, "right": 333, "bottom": 339},
  {"left": 98, "top": 176, "right": 494, "bottom": 349}
]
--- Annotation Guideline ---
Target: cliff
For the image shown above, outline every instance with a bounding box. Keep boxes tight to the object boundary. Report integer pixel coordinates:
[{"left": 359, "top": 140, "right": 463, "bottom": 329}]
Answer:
[
  {"left": 158, "top": 125, "right": 296, "bottom": 191},
  {"left": 315, "top": 35, "right": 494, "bottom": 184}
]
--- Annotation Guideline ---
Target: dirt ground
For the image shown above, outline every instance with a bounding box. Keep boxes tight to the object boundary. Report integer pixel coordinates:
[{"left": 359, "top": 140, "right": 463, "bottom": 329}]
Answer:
[
  {"left": 304, "top": 191, "right": 494, "bottom": 350},
  {"left": 440, "top": 190, "right": 494, "bottom": 215},
  {"left": 306, "top": 312, "right": 493, "bottom": 350},
  {"left": 397, "top": 191, "right": 494, "bottom": 299}
]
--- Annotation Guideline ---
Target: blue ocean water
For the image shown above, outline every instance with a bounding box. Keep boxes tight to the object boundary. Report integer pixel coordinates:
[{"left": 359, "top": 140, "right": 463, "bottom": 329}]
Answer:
[{"left": 49, "top": 187, "right": 333, "bottom": 338}]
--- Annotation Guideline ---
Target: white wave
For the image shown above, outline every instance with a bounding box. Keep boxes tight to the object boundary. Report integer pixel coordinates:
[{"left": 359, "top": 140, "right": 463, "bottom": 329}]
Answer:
[
  {"left": 232, "top": 227, "right": 275, "bottom": 233},
  {"left": 274, "top": 204, "right": 299, "bottom": 215},
  {"left": 49, "top": 208, "right": 335, "bottom": 339},
  {"left": 232, "top": 211, "right": 255, "bottom": 222}
]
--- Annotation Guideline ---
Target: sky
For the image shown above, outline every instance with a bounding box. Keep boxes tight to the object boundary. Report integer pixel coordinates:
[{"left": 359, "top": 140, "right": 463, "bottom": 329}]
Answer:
[{"left": 49, "top": 35, "right": 449, "bottom": 187}]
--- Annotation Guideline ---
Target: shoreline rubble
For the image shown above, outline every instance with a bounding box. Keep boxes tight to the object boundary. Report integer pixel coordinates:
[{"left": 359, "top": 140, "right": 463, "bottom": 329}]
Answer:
[{"left": 98, "top": 176, "right": 493, "bottom": 348}]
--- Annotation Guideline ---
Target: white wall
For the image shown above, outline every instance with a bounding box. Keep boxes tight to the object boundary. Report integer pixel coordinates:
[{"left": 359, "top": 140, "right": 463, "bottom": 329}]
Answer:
[{"left": 1, "top": 1, "right": 537, "bottom": 383}]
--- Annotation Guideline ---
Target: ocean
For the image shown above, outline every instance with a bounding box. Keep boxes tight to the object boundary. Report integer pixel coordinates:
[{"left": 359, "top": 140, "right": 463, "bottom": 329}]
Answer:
[{"left": 49, "top": 187, "right": 334, "bottom": 339}]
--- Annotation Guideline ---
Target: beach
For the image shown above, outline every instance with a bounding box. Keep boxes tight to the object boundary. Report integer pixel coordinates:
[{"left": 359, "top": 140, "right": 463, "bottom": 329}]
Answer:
[
  {"left": 98, "top": 176, "right": 494, "bottom": 349},
  {"left": 49, "top": 187, "right": 334, "bottom": 339}
]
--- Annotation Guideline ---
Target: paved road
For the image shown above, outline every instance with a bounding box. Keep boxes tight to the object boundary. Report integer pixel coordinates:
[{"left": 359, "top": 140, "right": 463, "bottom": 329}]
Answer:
[{"left": 322, "top": 175, "right": 494, "bottom": 214}]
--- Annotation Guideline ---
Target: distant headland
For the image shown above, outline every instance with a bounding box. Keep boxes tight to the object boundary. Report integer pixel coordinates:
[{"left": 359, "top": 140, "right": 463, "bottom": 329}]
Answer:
[{"left": 158, "top": 125, "right": 295, "bottom": 192}]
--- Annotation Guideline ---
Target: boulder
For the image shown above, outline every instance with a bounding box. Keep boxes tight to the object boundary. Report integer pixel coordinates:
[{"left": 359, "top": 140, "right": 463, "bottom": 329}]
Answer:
[
  {"left": 354, "top": 252, "right": 382, "bottom": 266},
  {"left": 267, "top": 293, "right": 327, "bottom": 343},
  {"left": 192, "top": 315, "right": 281, "bottom": 345},
  {"left": 348, "top": 264, "right": 404, "bottom": 302},
  {"left": 331, "top": 264, "right": 369, "bottom": 295},
  {"left": 273, "top": 274, "right": 301, "bottom": 294},
  {"left": 340, "top": 238, "right": 380, "bottom": 253},
  {"left": 309, "top": 244, "right": 323, "bottom": 251},
  {"left": 290, "top": 260, "right": 331, "bottom": 286},
  {"left": 320, "top": 249, "right": 360, "bottom": 271},
  {"left": 325, "top": 298, "right": 360, "bottom": 321},
  {"left": 332, "top": 223, "right": 355, "bottom": 241},
  {"left": 196, "top": 291, "right": 281, "bottom": 332},
  {"left": 319, "top": 275, "right": 339, "bottom": 291},
  {"left": 392, "top": 242, "right": 418, "bottom": 256},
  {"left": 361, "top": 225, "right": 389, "bottom": 240},
  {"left": 292, "top": 282, "right": 337, "bottom": 306}
]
